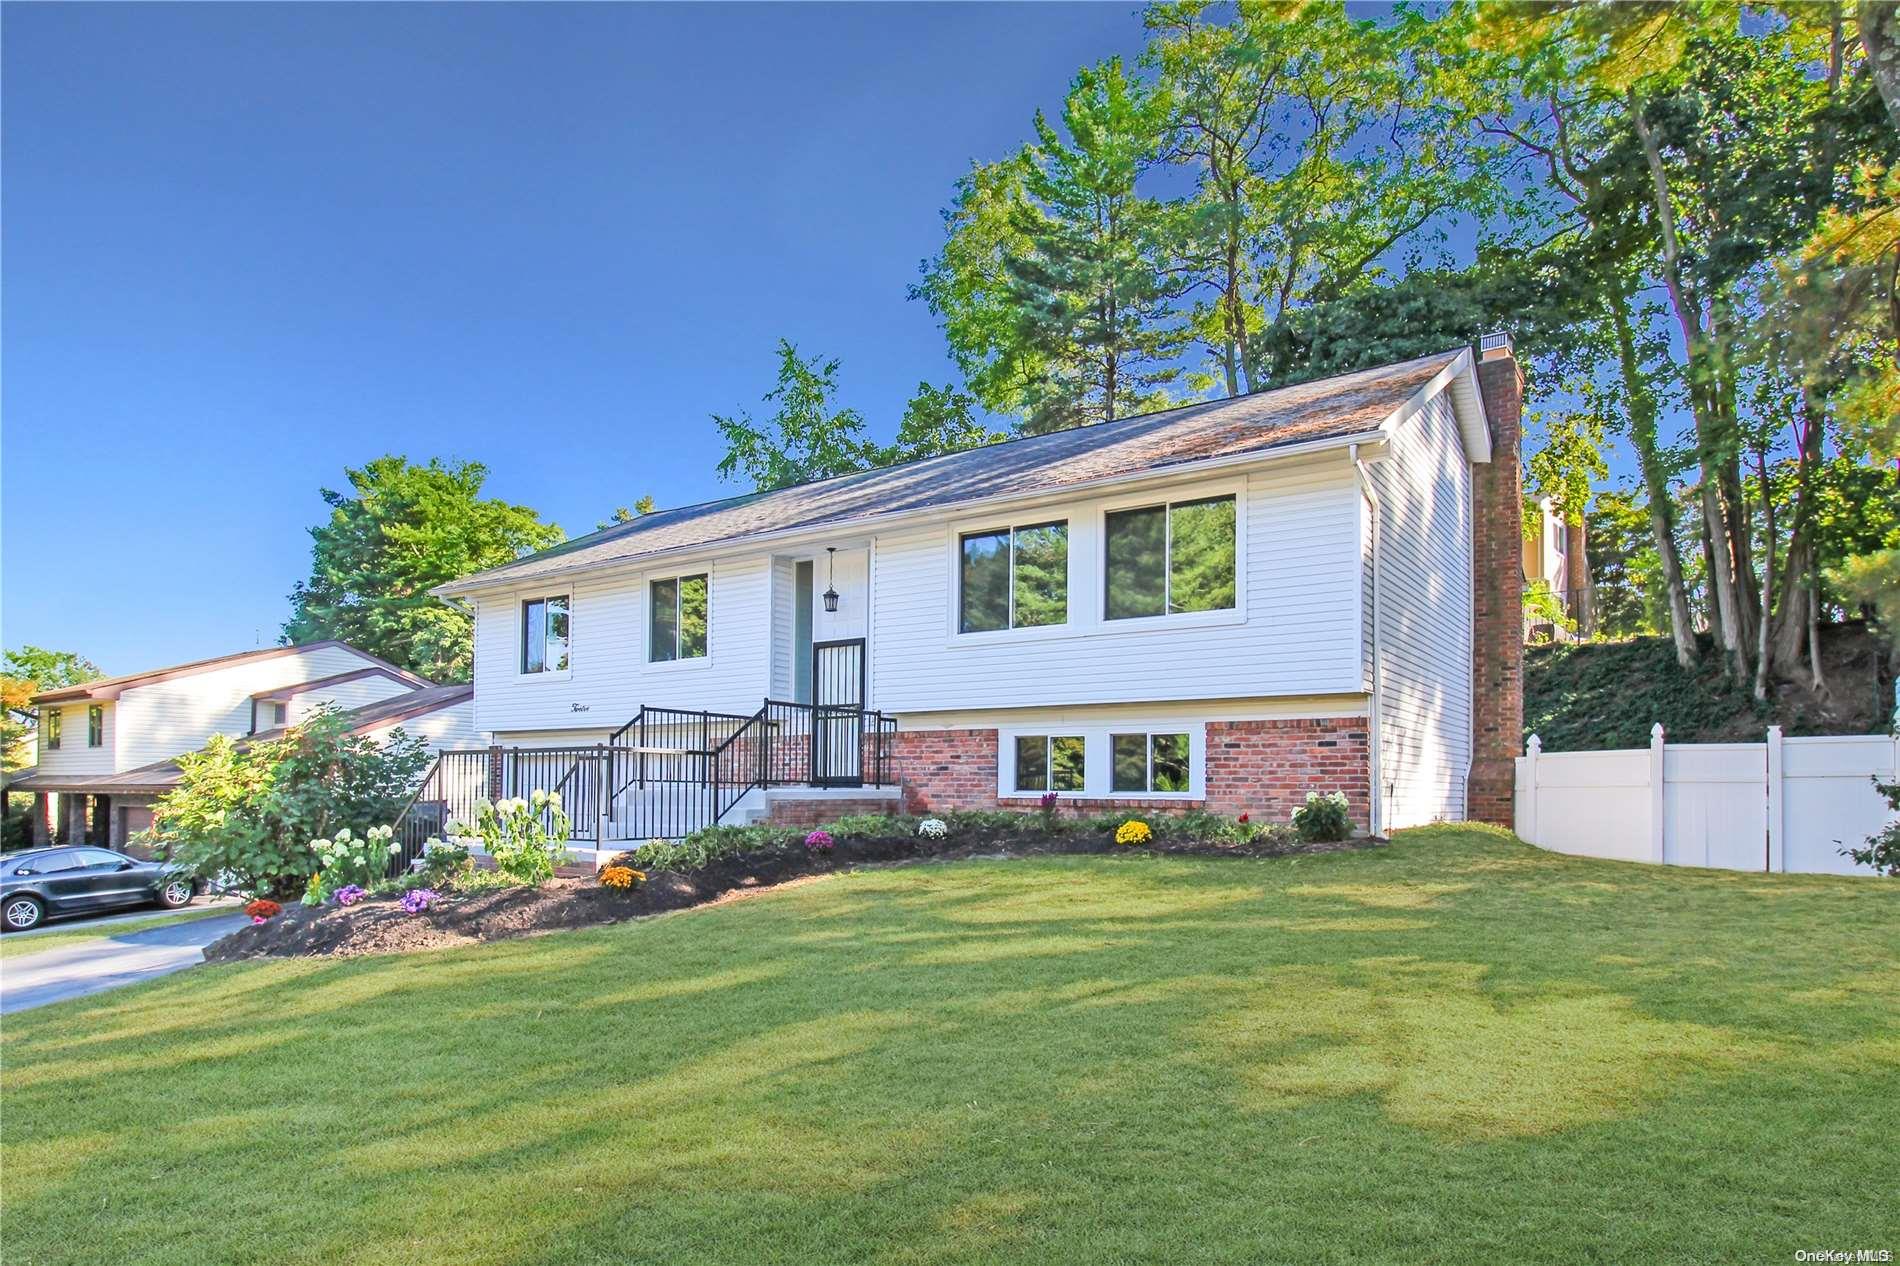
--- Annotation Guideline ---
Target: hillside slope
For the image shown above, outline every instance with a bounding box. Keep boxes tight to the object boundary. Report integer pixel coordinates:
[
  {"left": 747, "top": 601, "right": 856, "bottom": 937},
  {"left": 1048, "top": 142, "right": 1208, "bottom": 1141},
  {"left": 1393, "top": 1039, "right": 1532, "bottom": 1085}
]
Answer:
[{"left": 1525, "top": 621, "right": 1893, "bottom": 751}]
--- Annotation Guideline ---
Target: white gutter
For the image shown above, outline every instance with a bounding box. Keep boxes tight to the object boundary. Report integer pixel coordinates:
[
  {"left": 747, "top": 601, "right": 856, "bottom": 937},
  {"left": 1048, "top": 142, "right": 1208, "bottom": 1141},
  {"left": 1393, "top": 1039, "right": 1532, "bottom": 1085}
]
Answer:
[
  {"left": 1351, "top": 443, "right": 1385, "bottom": 838},
  {"left": 434, "top": 424, "right": 1395, "bottom": 599}
]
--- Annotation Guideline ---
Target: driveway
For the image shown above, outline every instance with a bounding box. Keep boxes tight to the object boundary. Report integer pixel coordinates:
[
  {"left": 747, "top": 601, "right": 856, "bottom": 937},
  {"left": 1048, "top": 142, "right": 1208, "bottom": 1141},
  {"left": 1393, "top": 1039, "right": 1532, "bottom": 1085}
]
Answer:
[{"left": 0, "top": 912, "right": 249, "bottom": 1014}]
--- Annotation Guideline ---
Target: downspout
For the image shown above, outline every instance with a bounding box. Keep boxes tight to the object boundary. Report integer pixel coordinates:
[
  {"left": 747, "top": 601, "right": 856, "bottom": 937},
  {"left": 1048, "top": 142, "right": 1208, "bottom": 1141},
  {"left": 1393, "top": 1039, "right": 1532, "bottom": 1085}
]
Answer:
[{"left": 1351, "top": 444, "right": 1385, "bottom": 837}]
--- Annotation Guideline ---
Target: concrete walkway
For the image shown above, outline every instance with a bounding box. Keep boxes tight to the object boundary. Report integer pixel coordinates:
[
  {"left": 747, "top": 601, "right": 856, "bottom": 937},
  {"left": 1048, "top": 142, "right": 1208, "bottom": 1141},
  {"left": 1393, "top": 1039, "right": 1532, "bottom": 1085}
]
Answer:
[{"left": 0, "top": 913, "right": 249, "bottom": 1015}]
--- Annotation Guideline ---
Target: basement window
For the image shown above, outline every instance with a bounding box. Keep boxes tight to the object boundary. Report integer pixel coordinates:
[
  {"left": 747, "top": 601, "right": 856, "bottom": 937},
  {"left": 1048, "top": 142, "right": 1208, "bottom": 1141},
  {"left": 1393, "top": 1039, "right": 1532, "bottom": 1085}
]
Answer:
[
  {"left": 1110, "top": 732, "right": 1190, "bottom": 794},
  {"left": 1014, "top": 735, "right": 1085, "bottom": 794}
]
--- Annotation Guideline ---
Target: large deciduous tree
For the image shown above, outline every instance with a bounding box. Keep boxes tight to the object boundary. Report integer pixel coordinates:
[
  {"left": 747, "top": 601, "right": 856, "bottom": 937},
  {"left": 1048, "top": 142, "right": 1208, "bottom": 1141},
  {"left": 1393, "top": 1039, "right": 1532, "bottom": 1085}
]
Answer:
[
  {"left": 283, "top": 457, "right": 563, "bottom": 683},
  {"left": 2, "top": 647, "right": 103, "bottom": 772}
]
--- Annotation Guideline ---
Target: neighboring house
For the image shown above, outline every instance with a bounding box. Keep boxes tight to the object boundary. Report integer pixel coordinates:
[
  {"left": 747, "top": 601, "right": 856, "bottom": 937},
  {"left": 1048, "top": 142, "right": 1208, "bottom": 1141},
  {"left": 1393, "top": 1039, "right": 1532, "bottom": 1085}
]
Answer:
[
  {"left": 3, "top": 642, "right": 477, "bottom": 849},
  {"left": 1523, "top": 496, "right": 1591, "bottom": 638},
  {"left": 427, "top": 336, "right": 1529, "bottom": 849}
]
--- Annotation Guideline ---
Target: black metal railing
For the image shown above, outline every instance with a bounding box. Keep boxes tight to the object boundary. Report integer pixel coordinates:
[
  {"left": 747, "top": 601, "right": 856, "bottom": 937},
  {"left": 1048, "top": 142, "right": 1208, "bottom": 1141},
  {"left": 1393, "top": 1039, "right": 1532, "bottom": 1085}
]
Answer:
[{"left": 392, "top": 701, "right": 901, "bottom": 853}]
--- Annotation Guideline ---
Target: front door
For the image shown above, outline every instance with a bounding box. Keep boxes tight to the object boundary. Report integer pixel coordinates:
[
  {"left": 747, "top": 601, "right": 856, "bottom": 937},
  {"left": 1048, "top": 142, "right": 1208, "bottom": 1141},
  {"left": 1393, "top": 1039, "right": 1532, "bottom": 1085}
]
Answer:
[{"left": 812, "top": 638, "right": 866, "bottom": 786}]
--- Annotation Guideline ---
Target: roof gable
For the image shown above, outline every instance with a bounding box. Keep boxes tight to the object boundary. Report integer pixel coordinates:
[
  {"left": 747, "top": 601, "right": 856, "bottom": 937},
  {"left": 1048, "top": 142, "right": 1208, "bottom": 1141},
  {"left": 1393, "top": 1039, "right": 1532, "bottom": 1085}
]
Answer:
[
  {"left": 31, "top": 642, "right": 431, "bottom": 704},
  {"left": 441, "top": 348, "right": 1487, "bottom": 595}
]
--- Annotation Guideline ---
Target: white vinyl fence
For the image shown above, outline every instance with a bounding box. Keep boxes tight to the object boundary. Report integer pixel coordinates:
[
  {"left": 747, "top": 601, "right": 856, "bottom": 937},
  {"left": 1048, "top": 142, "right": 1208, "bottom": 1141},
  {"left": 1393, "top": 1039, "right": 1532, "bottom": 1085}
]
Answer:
[{"left": 1515, "top": 725, "right": 1897, "bottom": 877}]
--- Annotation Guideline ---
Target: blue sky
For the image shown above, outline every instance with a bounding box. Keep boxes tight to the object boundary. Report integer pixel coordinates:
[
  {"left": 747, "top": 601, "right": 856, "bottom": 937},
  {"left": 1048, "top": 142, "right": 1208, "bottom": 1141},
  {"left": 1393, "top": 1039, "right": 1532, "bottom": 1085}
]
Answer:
[{"left": 3, "top": 1, "right": 1498, "bottom": 675}]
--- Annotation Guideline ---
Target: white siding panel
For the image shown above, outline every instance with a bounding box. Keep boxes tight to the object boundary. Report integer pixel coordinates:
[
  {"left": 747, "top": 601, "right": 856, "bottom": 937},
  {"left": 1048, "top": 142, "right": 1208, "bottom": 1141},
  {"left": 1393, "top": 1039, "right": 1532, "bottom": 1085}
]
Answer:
[
  {"left": 285, "top": 675, "right": 414, "bottom": 726},
  {"left": 32, "top": 702, "right": 116, "bottom": 775},
  {"left": 768, "top": 556, "right": 796, "bottom": 700},
  {"left": 113, "top": 645, "right": 378, "bottom": 769},
  {"left": 369, "top": 699, "right": 484, "bottom": 754},
  {"left": 1370, "top": 393, "right": 1474, "bottom": 828},
  {"left": 471, "top": 557, "right": 774, "bottom": 736},
  {"left": 870, "top": 460, "right": 1364, "bottom": 715}
]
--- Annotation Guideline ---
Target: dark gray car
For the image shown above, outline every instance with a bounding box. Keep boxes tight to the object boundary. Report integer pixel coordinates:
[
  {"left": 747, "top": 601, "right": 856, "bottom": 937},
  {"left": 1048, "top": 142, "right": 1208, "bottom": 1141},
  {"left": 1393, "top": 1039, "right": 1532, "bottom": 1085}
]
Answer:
[{"left": 0, "top": 847, "right": 196, "bottom": 932}]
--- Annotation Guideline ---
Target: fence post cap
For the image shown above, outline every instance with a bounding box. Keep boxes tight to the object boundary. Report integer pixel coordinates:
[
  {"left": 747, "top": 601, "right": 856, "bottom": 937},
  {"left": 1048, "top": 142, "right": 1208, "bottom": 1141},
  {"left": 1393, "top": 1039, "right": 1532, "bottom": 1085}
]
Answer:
[
  {"left": 1526, "top": 734, "right": 1542, "bottom": 754},
  {"left": 1650, "top": 722, "right": 1666, "bottom": 741},
  {"left": 1766, "top": 724, "right": 1783, "bottom": 739}
]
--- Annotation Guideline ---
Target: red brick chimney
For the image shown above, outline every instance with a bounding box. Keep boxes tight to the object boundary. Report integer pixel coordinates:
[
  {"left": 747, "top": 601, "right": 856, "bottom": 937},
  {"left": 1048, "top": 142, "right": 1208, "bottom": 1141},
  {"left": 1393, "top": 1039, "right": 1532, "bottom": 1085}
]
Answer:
[{"left": 1468, "top": 332, "right": 1524, "bottom": 828}]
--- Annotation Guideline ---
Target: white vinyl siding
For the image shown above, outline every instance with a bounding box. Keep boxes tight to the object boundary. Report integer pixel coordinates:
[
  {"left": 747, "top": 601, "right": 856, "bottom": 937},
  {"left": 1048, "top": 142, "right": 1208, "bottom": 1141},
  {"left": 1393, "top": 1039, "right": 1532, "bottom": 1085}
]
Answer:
[
  {"left": 470, "top": 556, "right": 773, "bottom": 735},
  {"left": 31, "top": 702, "right": 116, "bottom": 776},
  {"left": 108, "top": 645, "right": 380, "bottom": 770},
  {"left": 1369, "top": 392, "right": 1474, "bottom": 828},
  {"left": 871, "top": 460, "right": 1363, "bottom": 715},
  {"left": 283, "top": 674, "right": 416, "bottom": 727},
  {"left": 365, "top": 698, "right": 484, "bottom": 754}
]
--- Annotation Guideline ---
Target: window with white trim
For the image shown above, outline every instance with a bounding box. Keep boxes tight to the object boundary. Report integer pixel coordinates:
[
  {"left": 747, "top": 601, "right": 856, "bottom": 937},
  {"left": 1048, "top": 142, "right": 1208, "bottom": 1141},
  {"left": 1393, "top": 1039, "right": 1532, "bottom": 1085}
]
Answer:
[
  {"left": 1110, "top": 732, "right": 1191, "bottom": 794},
  {"left": 649, "top": 574, "right": 708, "bottom": 662},
  {"left": 520, "top": 595, "right": 571, "bottom": 674},
  {"left": 960, "top": 521, "right": 1068, "bottom": 633},
  {"left": 1013, "top": 735, "right": 1085, "bottom": 793},
  {"left": 1104, "top": 495, "right": 1236, "bottom": 620}
]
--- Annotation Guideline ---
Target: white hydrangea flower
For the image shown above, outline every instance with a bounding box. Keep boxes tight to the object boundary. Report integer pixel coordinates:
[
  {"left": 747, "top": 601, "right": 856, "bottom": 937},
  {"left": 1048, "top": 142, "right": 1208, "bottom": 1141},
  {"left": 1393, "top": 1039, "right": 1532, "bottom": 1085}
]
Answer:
[{"left": 917, "top": 818, "right": 948, "bottom": 839}]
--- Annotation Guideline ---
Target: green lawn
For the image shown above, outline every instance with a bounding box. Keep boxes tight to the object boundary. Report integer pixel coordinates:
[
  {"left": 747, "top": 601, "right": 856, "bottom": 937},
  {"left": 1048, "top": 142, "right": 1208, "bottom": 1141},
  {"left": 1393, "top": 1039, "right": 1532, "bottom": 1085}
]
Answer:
[
  {"left": 0, "top": 904, "right": 233, "bottom": 961},
  {"left": 3, "top": 827, "right": 1896, "bottom": 1264}
]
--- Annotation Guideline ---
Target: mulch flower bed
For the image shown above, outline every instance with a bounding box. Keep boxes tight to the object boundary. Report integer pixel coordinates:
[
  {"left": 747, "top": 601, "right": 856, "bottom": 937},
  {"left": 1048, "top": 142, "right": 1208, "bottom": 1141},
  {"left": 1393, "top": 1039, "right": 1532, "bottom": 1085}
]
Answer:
[{"left": 202, "top": 829, "right": 1378, "bottom": 961}]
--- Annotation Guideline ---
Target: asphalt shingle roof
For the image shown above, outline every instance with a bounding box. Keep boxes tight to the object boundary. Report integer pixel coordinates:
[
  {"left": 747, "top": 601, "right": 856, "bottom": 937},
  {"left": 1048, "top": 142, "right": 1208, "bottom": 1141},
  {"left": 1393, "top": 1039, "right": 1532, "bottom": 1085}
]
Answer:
[{"left": 440, "top": 349, "right": 1466, "bottom": 595}]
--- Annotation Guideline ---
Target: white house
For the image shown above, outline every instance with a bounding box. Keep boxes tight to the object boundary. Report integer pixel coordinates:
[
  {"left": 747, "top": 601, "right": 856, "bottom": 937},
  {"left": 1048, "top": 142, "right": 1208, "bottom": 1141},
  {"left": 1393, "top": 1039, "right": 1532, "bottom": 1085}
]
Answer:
[
  {"left": 6, "top": 641, "right": 478, "bottom": 849},
  {"left": 428, "top": 338, "right": 1528, "bottom": 847}
]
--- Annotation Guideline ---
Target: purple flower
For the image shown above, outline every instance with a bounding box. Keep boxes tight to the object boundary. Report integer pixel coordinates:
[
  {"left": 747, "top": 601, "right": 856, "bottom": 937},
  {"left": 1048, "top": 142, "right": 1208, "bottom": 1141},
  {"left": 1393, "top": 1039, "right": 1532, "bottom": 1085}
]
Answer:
[
  {"left": 804, "top": 829, "right": 834, "bottom": 852},
  {"left": 400, "top": 888, "right": 439, "bottom": 915},
  {"left": 1040, "top": 792, "right": 1058, "bottom": 812},
  {"left": 333, "top": 884, "right": 368, "bottom": 907}
]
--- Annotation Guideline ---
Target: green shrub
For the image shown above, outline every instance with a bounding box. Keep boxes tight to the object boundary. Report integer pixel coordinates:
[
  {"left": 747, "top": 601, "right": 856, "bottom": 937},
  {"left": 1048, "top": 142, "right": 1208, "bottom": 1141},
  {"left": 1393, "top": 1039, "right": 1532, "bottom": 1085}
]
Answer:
[
  {"left": 154, "top": 708, "right": 428, "bottom": 899},
  {"left": 826, "top": 813, "right": 914, "bottom": 839},
  {"left": 1291, "top": 792, "right": 1354, "bottom": 843},
  {"left": 459, "top": 790, "right": 571, "bottom": 885}
]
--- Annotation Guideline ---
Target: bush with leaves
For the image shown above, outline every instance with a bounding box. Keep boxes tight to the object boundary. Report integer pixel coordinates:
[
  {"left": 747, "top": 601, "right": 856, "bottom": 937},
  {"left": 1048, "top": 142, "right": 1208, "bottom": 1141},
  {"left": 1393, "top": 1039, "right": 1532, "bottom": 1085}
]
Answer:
[
  {"left": 1291, "top": 792, "right": 1354, "bottom": 843},
  {"left": 455, "top": 790, "right": 571, "bottom": 885},
  {"left": 152, "top": 708, "right": 428, "bottom": 899}
]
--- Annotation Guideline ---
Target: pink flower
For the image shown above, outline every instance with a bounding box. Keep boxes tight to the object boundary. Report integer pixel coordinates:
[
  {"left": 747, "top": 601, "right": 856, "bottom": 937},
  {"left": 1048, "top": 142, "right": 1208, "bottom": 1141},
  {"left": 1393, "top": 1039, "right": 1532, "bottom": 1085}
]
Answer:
[
  {"left": 804, "top": 830, "right": 834, "bottom": 852},
  {"left": 251, "top": 915, "right": 269, "bottom": 925}
]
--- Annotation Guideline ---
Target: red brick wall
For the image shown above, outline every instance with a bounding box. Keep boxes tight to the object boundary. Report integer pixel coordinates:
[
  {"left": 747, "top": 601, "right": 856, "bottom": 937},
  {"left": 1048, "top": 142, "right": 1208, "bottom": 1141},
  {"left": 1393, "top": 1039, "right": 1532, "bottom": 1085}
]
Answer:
[
  {"left": 766, "top": 797, "right": 901, "bottom": 828},
  {"left": 1469, "top": 342, "right": 1526, "bottom": 827},
  {"left": 892, "top": 718, "right": 1371, "bottom": 831}
]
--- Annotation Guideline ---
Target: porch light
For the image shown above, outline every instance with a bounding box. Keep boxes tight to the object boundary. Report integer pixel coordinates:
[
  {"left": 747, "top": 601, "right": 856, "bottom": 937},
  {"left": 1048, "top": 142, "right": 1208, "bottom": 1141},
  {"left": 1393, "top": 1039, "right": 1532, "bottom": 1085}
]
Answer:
[{"left": 822, "top": 547, "right": 841, "bottom": 613}]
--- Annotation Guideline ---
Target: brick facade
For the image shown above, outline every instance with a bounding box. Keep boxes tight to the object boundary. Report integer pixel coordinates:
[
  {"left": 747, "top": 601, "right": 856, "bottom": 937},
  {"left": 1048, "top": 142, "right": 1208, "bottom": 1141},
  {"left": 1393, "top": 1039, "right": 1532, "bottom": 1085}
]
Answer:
[
  {"left": 1469, "top": 341, "right": 1526, "bottom": 827},
  {"left": 766, "top": 796, "right": 904, "bottom": 828},
  {"left": 892, "top": 718, "right": 1372, "bottom": 831}
]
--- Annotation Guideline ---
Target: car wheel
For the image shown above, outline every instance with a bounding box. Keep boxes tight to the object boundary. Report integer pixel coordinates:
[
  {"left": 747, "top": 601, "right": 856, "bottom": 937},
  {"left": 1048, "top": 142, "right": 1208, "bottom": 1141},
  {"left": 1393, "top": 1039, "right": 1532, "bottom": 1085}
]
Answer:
[
  {"left": 157, "top": 879, "right": 194, "bottom": 910},
  {"left": 4, "top": 895, "right": 45, "bottom": 932}
]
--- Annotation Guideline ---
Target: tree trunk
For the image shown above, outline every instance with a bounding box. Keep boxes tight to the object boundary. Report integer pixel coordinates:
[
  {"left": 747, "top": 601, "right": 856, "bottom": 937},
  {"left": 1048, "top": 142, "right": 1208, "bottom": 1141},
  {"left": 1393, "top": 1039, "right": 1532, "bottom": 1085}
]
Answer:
[
  {"left": 1609, "top": 272, "right": 1698, "bottom": 665},
  {"left": 1753, "top": 447, "right": 1776, "bottom": 702},
  {"left": 1632, "top": 93, "right": 1748, "bottom": 678},
  {"left": 1862, "top": 1, "right": 1900, "bottom": 137},
  {"left": 1770, "top": 390, "right": 1830, "bottom": 677}
]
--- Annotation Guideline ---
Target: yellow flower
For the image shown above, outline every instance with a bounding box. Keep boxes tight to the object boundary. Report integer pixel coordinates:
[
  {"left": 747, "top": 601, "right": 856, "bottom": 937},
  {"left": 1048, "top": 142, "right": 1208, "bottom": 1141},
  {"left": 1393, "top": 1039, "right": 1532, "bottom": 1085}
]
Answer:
[
  {"left": 600, "top": 865, "right": 641, "bottom": 890},
  {"left": 1115, "top": 819, "right": 1152, "bottom": 846}
]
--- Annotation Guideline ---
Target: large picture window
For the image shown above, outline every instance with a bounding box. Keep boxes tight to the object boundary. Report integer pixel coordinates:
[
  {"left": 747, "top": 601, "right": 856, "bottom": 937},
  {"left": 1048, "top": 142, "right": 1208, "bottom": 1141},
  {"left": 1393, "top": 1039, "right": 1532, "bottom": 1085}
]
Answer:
[
  {"left": 520, "top": 595, "right": 571, "bottom": 674},
  {"left": 650, "top": 574, "right": 709, "bottom": 662},
  {"left": 1104, "top": 495, "right": 1236, "bottom": 620},
  {"left": 1014, "top": 735, "right": 1085, "bottom": 793},
  {"left": 1110, "top": 732, "right": 1191, "bottom": 794},
  {"left": 960, "top": 521, "right": 1068, "bottom": 633}
]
